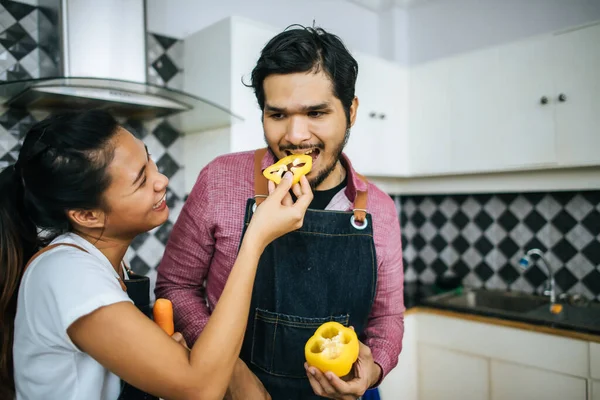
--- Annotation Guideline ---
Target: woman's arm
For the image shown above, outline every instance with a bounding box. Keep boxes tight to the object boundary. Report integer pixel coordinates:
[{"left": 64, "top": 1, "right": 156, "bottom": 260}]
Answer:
[{"left": 67, "top": 173, "right": 312, "bottom": 400}]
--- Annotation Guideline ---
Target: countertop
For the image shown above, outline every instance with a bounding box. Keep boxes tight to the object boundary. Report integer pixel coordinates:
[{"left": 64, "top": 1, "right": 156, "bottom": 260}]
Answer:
[{"left": 402, "top": 281, "right": 600, "bottom": 343}]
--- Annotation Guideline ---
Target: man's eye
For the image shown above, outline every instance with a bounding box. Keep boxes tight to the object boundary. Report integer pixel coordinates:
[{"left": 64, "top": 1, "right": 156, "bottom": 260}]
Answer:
[
  {"left": 308, "top": 111, "right": 323, "bottom": 118},
  {"left": 270, "top": 113, "right": 285, "bottom": 120}
]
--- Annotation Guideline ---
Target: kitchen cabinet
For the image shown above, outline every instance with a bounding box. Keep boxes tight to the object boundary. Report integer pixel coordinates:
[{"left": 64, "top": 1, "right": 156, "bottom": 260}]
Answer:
[
  {"left": 591, "top": 342, "right": 600, "bottom": 380},
  {"left": 410, "top": 33, "right": 557, "bottom": 176},
  {"left": 419, "top": 344, "right": 489, "bottom": 400},
  {"left": 378, "top": 314, "right": 417, "bottom": 400},
  {"left": 491, "top": 359, "right": 587, "bottom": 400},
  {"left": 409, "top": 59, "right": 453, "bottom": 175},
  {"left": 593, "top": 380, "right": 600, "bottom": 400},
  {"left": 554, "top": 22, "right": 600, "bottom": 167},
  {"left": 387, "top": 310, "right": 596, "bottom": 400},
  {"left": 343, "top": 52, "right": 410, "bottom": 177},
  {"left": 410, "top": 21, "right": 600, "bottom": 177},
  {"left": 181, "top": 16, "right": 278, "bottom": 194}
]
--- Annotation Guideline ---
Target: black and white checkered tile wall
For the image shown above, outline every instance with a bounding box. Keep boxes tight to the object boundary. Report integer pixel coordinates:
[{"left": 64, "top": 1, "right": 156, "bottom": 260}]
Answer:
[
  {"left": 395, "top": 192, "right": 600, "bottom": 300},
  {"left": 0, "top": 0, "right": 59, "bottom": 80},
  {"left": 0, "top": 1, "right": 186, "bottom": 299}
]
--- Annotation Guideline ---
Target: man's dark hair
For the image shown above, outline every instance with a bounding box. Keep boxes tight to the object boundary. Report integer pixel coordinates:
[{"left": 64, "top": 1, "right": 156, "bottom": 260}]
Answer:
[{"left": 247, "top": 24, "right": 359, "bottom": 125}]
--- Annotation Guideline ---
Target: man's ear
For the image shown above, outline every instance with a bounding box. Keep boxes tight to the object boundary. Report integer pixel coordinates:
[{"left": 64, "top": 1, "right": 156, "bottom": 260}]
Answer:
[
  {"left": 67, "top": 209, "right": 106, "bottom": 230},
  {"left": 349, "top": 96, "right": 359, "bottom": 127}
]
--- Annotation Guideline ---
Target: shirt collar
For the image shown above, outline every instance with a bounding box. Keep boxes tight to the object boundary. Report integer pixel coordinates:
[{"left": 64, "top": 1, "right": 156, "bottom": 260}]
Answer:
[{"left": 260, "top": 148, "right": 368, "bottom": 201}]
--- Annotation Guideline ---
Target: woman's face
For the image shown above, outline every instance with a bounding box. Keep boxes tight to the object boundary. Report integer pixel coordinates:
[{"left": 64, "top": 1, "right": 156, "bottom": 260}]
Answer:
[{"left": 100, "top": 127, "right": 169, "bottom": 240}]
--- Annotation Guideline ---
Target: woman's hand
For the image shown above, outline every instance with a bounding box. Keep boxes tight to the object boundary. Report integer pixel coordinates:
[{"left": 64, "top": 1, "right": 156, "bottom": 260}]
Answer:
[{"left": 246, "top": 171, "right": 313, "bottom": 250}]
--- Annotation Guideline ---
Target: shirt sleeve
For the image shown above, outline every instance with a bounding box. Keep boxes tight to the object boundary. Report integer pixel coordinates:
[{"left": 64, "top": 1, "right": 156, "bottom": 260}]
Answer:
[
  {"left": 24, "top": 248, "right": 133, "bottom": 351},
  {"left": 154, "top": 163, "right": 215, "bottom": 346},
  {"left": 364, "top": 195, "right": 405, "bottom": 386}
]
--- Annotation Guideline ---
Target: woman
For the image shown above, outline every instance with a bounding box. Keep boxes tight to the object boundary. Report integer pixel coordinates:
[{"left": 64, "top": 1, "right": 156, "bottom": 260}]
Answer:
[{"left": 0, "top": 110, "right": 312, "bottom": 400}]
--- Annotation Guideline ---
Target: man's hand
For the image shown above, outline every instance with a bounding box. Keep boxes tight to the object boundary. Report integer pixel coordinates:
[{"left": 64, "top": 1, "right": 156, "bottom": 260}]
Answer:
[
  {"left": 171, "top": 332, "right": 190, "bottom": 351},
  {"left": 304, "top": 341, "right": 382, "bottom": 399},
  {"left": 224, "top": 358, "right": 271, "bottom": 400}
]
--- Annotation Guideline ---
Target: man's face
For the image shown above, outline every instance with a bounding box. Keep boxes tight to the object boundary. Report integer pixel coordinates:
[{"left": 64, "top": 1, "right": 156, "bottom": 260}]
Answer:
[{"left": 262, "top": 70, "right": 358, "bottom": 189}]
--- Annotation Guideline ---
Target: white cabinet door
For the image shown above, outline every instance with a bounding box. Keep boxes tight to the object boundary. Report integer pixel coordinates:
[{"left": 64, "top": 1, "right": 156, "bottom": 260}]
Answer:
[
  {"left": 553, "top": 22, "right": 600, "bottom": 167},
  {"left": 447, "top": 36, "right": 556, "bottom": 174},
  {"left": 591, "top": 342, "right": 600, "bottom": 380},
  {"left": 418, "top": 344, "right": 489, "bottom": 400},
  {"left": 490, "top": 359, "right": 587, "bottom": 400},
  {"left": 409, "top": 60, "right": 454, "bottom": 176},
  {"left": 344, "top": 52, "right": 409, "bottom": 177},
  {"left": 378, "top": 314, "right": 417, "bottom": 400},
  {"left": 592, "top": 380, "right": 600, "bottom": 400},
  {"left": 230, "top": 18, "right": 277, "bottom": 153},
  {"left": 492, "top": 34, "right": 557, "bottom": 170}
]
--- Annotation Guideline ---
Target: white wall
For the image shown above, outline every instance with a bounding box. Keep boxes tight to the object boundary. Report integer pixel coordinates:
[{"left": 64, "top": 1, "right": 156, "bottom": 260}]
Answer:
[
  {"left": 378, "top": 6, "right": 410, "bottom": 65},
  {"left": 146, "top": 0, "right": 380, "bottom": 56},
  {"left": 407, "top": 0, "right": 600, "bottom": 64}
]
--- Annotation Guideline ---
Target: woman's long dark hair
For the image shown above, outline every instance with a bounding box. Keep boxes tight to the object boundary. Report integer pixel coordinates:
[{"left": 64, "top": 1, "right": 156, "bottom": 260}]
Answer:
[{"left": 0, "top": 109, "right": 119, "bottom": 398}]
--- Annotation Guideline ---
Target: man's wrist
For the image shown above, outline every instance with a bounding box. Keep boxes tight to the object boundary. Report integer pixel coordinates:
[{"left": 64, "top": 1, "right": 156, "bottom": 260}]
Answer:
[{"left": 369, "top": 361, "right": 383, "bottom": 388}]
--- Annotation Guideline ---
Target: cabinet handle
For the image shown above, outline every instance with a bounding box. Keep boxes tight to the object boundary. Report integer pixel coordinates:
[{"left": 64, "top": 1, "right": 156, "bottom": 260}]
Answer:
[
  {"left": 540, "top": 96, "right": 548, "bottom": 105},
  {"left": 558, "top": 93, "right": 567, "bottom": 102}
]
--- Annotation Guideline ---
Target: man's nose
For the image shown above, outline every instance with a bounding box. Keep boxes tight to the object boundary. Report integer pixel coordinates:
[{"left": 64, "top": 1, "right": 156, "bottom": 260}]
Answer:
[{"left": 285, "top": 116, "right": 311, "bottom": 144}]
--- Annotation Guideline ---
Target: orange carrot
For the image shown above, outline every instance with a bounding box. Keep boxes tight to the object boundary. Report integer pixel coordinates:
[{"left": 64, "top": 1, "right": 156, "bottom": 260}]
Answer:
[{"left": 153, "top": 298, "right": 174, "bottom": 336}]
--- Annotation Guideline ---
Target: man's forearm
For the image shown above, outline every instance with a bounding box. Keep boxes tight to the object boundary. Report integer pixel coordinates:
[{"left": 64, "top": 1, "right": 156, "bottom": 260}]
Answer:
[{"left": 155, "top": 283, "right": 211, "bottom": 346}]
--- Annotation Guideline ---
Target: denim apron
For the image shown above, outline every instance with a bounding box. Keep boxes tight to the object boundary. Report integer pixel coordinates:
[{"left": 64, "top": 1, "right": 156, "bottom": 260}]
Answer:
[{"left": 238, "top": 149, "right": 378, "bottom": 400}]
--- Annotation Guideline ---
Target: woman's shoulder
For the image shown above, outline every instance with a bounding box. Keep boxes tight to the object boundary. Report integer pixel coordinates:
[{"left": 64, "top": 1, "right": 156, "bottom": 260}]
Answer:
[{"left": 22, "top": 233, "right": 119, "bottom": 295}]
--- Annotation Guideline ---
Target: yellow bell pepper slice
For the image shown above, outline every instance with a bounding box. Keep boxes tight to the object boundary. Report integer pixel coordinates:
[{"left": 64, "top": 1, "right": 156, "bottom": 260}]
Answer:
[
  {"left": 263, "top": 154, "right": 312, "bottom": 185},
  {"left": 304, "top": 321, "right": 359, "bottom": 377}
]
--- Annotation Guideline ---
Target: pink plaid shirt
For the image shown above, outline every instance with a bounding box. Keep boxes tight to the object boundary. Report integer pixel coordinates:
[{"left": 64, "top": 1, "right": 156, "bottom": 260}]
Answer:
[{"left": 155, "top": 149, "right": 405, "bottom": 380}]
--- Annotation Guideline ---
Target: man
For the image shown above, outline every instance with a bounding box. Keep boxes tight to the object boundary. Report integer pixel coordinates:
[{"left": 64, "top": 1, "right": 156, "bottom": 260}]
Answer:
[{"left": 155, "top": 25, "right": 405, "bottom": 400}]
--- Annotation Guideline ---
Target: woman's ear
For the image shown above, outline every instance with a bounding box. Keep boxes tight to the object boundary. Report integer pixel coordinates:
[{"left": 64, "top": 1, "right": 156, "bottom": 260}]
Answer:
[{"left": 67, "top": 209, "right": 106, "bottom": 230}]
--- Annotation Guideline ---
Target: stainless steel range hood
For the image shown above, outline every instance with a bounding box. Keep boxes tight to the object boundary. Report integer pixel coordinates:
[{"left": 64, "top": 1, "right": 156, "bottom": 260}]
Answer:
[{"left": 0, "top": 0, "right": 240, "bottom": 131}]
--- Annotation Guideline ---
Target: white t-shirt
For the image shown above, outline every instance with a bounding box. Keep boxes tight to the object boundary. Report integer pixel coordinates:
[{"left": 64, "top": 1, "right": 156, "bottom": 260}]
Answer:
[{"left": 13, "top": 232, "right": 133, "bottom": 400}]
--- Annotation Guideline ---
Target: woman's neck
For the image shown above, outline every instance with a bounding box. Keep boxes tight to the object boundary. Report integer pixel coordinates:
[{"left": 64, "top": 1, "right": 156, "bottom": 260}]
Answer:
[{"left": 72, "top": 231, "right": 131, "bottom": 277}]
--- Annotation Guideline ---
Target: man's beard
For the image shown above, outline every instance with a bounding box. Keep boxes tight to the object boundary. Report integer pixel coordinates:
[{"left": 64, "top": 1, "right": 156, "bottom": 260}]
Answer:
[{"left": 266, "top": 127, "right": 351, "bottom": 190}]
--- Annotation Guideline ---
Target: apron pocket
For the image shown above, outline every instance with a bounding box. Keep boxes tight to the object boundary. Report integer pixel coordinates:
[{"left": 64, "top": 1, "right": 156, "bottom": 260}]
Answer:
[{"left": 250, "top": 308, "right": 350, "bottom": 378}]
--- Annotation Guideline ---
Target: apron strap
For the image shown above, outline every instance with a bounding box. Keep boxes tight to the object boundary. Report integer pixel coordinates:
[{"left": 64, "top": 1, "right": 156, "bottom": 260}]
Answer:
[
  {"left": 353, "top": 172, "right": 369, "bottom": 224},
  {"left": 254, "top": 147, "right": 269, "bottom": 207},
  {"left": 24, "top": 242, "right": 127, "bottom": 292},
  {"left": 253, "top": 148, "right": 369, "bottom": 223}
]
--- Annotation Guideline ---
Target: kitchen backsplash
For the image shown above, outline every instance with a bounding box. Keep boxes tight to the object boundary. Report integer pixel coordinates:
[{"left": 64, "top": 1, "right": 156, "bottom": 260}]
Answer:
[
  {"left": 0, "top": 0, "right": 186, "bottom": 298},
  {"left": 394, "top": 192, "right": 600, "bottom": 300}
]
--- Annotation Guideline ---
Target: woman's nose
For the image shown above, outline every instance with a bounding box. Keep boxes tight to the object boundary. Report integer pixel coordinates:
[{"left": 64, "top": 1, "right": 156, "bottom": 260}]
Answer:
[{"left": 155, "top": 172, "right": 169, "bottom": 191}]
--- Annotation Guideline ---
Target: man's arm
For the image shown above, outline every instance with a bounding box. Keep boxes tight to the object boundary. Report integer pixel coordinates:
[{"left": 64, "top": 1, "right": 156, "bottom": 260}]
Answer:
[
  {"left": 363, "top": 196, "right": 405, "bottom": 386},
  {"left": 155, "top": 164, "right": 215, "bottom": 346}
]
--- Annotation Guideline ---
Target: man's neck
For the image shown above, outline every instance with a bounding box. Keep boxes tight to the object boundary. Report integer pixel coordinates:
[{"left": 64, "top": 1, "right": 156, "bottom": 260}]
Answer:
[{"left": 315, "top": 161, "right": 347, "bottom": 191}]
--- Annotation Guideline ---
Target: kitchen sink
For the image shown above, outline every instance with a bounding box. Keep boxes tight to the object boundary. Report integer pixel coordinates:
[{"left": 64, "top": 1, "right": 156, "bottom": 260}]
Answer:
[
  {"left": 422, "top": 288, "right": 600, "bottom": 336},
  {"left": 424, "top": 288, "right": 550, "bottom": 314}
]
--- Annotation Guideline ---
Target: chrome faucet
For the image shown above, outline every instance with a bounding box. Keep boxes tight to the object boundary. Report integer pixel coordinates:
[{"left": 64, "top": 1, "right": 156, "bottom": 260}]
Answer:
[{"left": 519, "top": 248, "right": 556, "bottom": 304}]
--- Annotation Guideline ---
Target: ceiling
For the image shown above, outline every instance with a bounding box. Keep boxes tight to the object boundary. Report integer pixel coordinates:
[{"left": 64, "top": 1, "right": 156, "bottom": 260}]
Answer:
[{"left": 346, "top": 0, "right": 436, "bottom": 11}]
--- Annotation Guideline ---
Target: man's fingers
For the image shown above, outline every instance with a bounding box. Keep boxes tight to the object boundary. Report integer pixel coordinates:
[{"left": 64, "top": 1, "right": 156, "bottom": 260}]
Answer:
[
  {"left": 326, "top": 371, "right": 364, "bottom": 395},
  {"left": 310, "top": 367, "right": 337, "bottom": 396},
  {"left": 305, "top": 364, "right": 326, "bottom": 397}
]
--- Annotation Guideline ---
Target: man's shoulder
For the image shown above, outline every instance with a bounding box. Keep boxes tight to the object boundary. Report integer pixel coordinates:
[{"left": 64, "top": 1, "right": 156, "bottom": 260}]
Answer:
[
  {"left": 365, "top": 180, "right": 399, "bottom": 223},
  {"left": 208, "top": 149, "right": 257, "bottom": 170}
]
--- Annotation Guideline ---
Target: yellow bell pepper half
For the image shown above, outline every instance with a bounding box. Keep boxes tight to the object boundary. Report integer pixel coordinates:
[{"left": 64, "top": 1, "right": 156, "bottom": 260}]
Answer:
[
  {"left": 262, "top": 154, "right": 312, "bottom": 185},
  {"left": 304, "top": 321, "right": 359, "bottom": 377}
]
